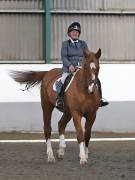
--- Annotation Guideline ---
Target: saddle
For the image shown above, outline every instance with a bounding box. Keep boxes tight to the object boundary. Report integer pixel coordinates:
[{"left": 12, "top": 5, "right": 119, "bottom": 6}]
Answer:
[
  {"left": 53, "top": 68, "right": 80, "bottom": 93},
  {"left": 53, "top": 73, "right": 73, "bottom": 93}
]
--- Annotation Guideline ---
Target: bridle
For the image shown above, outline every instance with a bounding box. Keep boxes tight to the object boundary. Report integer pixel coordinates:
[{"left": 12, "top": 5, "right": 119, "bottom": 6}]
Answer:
[{"left": 78, "top": 60, "right": 99, "bottom": 93}]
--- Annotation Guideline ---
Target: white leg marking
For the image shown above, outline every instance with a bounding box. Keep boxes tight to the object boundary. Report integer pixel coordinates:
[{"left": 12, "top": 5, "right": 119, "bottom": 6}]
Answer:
[
  {"left": 59, "top": 134, "right": 66, "bottom": 148},
  {"left": 57, "top": 134, "right": 66, "bottom": 159},
  {"left": 79, "top": 142, "right": 87, "bottom": 164},
  {"left": 46, "top": 139, "right": 55, "bottom": 163}
]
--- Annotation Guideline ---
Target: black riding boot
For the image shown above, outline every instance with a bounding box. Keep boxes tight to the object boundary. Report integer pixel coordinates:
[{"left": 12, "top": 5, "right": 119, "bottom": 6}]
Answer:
[
  {"left": 97, "top": 78, "right": 109, "bottom": 107},
  {"left": 55, "top": 80, "right": 64, "bottom": 108}
]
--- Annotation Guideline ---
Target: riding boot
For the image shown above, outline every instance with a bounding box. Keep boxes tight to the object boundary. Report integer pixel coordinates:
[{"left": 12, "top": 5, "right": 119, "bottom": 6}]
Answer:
[
  {"left": 55, "top": 80, "right": 64, "bottom": 108},
  {"left": 97, "top": 78, "right": 109, "bottom": 107}
]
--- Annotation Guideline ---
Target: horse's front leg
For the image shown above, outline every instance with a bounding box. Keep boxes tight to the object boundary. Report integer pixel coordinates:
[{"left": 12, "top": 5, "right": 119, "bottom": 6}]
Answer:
[
  {"left": 57, "top": 112, "right": 71, "bottom": 159},
  {"left": 72, "top": 111, "right": 87, "bottom": 165},
  {"left": 46, "top": 138, "right": 55, "bottom": 163},
  {"left": 85, "top": 113, "right": 96, "bottom": 160}
]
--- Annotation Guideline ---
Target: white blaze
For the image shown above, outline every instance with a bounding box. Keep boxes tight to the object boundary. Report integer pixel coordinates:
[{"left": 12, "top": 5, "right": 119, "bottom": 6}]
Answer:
[
  {"left": 90, "top": 62, "right": 96, "bottom": 70},
  {"left": 88, "top": 62, "right": 96, "bottom": 93}
]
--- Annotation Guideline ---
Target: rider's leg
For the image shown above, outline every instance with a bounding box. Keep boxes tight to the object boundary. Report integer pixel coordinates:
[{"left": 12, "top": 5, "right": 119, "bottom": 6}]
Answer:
[
  {"left": 60, "top": 72, "right": 70, "bottom": 84},
  {"left": 97, "top": 78, "right": 109, "bottom": 107},
  {"left": 56, "top": 72, "right": 70, "bottom": 107}
]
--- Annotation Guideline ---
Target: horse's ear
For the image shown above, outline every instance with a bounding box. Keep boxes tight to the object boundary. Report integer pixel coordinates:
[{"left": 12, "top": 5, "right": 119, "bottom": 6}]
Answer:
[
  {"left": 95, "top": 48, "right": 101, "bottom": 59},
  {"left": 83, "top": 48, "right": 90, "bottom": 58}
]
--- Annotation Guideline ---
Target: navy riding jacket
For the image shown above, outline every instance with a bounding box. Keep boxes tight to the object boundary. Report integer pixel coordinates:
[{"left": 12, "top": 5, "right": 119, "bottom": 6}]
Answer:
[{"left": 61, "top": 39, "right": 88, "bottom": 72}]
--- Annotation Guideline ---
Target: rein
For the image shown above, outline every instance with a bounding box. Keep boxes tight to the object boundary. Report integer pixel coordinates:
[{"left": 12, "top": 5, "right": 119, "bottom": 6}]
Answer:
[
  {"left": 78, "top": 78, "right": 98, "bottom": 85},
  {"left": 77, "top": 62, "right": 98, "bottom": 85}
]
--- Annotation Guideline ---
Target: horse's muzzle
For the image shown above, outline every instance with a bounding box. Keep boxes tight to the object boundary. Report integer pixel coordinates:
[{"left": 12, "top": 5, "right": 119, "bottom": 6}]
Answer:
[
  {"left": 88, "top": 79, "right": 98, "bottom": 94},
  {"left": 88, "top": 83, "right": 95, "bottom": 94}
]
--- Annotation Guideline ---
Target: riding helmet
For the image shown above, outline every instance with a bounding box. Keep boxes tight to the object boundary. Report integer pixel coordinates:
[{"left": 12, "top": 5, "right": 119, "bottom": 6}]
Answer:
[{"left": 67, "top": 22, "right": 81, "bottom": 35}]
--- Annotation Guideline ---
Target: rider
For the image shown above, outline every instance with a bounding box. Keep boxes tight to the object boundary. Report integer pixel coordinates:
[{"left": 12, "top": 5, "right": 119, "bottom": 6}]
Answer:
[{"left": 56, "top": 22, "right": 109, "bottom": 108}]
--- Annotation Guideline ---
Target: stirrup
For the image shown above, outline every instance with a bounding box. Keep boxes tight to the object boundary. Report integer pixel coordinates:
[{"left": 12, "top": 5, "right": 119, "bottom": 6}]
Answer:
[{"left": 56, "top": 97, "right": 64, "bottom": 108}]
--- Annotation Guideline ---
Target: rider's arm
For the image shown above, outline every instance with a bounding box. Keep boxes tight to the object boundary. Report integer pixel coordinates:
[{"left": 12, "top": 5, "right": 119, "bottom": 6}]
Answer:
[
  {"left": 61, "top": 41, "right": 72, "bottom": 67},
  {"left": 81, "top": 40, "right": 88, "bottom": 50}
]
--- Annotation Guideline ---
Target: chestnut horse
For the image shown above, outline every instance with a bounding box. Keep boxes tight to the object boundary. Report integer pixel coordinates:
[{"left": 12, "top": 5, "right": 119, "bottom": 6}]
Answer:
[{"left": 10, "top": 48, "right": 101, "bottom": 164}]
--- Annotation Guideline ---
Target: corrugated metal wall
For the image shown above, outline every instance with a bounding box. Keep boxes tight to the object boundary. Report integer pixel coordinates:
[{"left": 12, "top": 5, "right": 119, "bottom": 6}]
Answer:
[
  {"left": 0, "top": 0, "right": 135, "bottom": 63},
  {"left": 104, "top": 0, "right": 135, "bottom": 10},
  {"left": 51, "top": 0, "right": 103, "bottom": 10},
  {"left": 51, "top": 0, "right": 135, "bottom": 63},
  {"left": 51, "top": 0, "right": 135, "bottom": 10},
  {"left": 1, "top": 0, "right": 135, "bottom": 10},
  {"left": 0, "top": 14, "right": 43, "bottom": 62},
  {"left": 0, "top": 0, "right": 43, "bottom": 9},
  {"left": 0, "top": 0, "right": 44, "bottom": 63},
  {"left": 51, "top": 14, "right": 135, "bottom": 63}
]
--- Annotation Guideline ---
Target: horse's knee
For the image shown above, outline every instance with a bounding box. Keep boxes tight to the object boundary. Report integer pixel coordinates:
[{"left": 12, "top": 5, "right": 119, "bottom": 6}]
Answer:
[
  {"left": 58, "top": 119, "right": 63, "bottom": 128},
  {"left": 76, "top": 130, "right": 84, "bottom": 143},
  {"left": 58, "top": 116, "right": 70, "bottom": 133},
  {"left": 44, "top": 126, "right": 52, "bottom": 139}
]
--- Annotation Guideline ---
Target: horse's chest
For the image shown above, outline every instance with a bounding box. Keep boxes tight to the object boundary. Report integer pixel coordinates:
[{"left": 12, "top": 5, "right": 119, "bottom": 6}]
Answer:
[{"left": 80, "top": 96, "right": 98, "bottom": 112}]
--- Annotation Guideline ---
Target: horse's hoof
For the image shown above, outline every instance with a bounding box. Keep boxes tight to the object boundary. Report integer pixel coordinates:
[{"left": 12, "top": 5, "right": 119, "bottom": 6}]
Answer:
[
  {"left": 85, "top": 155, "right": 88, "bottom": 160},
  {"left": 57, "top": 154, "right": 64, "bottom": 160},
  {"left": 56, "top": 150, "right": 64, "bottom": 160},
  {"left": 48, "top": 156, "right": 56, "bottom": 163},
  {"left": 85, "top": 153, "right": 88, "bottom": 160},
  {"left": 47, "top": 152, "right": 56, "bottom": 163},
  {"left": 80, "top": 158, "right": 87, "bottom": 165}
]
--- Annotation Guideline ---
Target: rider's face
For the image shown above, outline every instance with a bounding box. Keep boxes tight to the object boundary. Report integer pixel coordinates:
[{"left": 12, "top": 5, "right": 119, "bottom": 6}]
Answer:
[{"left": 69, "top": 30, "right": 79, "bottom": 40}]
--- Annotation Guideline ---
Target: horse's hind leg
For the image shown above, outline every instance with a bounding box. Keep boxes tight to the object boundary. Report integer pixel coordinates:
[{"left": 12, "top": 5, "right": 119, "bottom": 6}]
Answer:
[
  {"left": 57, "top": 111, "right": 71, "bottom": 159},
  {"left": 42, "top": 102, "right": 55, "bottom": 163},
  {"left": 85, "top": 113, "right": 96, "bottom": 159}
]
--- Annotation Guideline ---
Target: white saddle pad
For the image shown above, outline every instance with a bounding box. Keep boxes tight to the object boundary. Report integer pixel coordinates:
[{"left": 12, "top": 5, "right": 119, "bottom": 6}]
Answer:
[{"left": 53, "top": 69, "right": 80, "bottom": 92}]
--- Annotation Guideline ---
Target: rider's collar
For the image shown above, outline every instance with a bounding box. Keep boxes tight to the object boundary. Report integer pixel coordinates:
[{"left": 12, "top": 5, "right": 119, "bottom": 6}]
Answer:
[{"left": 69, "top": 38, "right": 79, "bottom": 43}]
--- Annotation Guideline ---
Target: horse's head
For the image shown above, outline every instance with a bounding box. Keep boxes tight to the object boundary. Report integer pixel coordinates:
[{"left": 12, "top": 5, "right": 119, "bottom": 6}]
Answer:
[{"left": 82, "top": 48, "right": 101, "bottom": 93}]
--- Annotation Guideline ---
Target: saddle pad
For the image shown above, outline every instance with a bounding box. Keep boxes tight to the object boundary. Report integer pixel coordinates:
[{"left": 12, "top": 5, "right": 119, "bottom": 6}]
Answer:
[{"left": 53, "top": 69, "right": 80, "bottom": 92}]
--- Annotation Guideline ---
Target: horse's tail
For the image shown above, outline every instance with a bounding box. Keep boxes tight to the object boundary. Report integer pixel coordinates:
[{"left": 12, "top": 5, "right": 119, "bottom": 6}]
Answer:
[{"left": 10, "top": 70, "right": 47, "bottom": 90}]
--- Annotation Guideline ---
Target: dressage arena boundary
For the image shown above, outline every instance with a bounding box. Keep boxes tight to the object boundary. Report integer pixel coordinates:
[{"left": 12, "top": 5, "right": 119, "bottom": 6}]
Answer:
[{"left": 0, "top": 138, "right": 135, "bottom": 143}]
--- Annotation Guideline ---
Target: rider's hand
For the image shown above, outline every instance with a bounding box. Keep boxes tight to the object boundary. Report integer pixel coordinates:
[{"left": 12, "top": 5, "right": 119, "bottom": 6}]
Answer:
[{"left": 69, "top": 65, "right": 76, "bottom": 73}]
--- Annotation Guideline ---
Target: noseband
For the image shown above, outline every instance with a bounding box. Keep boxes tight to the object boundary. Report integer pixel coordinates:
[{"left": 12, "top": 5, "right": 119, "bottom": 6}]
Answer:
[{"left": 88, "top": 79, "right": 98, "bottom": 85}]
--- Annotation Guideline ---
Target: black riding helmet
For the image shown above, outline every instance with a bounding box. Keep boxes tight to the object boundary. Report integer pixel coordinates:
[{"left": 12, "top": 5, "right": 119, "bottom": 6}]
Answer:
[{"left": 67, "top": 22, "right": 81, "bottom": 35}]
